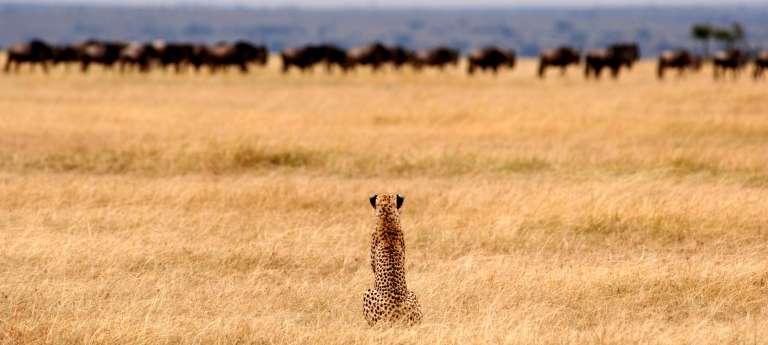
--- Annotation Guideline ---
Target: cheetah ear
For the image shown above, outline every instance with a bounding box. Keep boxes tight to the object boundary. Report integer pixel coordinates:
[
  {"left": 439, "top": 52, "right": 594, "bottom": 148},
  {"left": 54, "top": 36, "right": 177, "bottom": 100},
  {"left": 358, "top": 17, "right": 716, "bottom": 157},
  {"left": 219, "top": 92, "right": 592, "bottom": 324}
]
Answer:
[
  {"left": 396, "top": 194, "right": 404, "bottom": 209},
  {"left": 369, "top": 194, "right": 377, "bottom": 209}
]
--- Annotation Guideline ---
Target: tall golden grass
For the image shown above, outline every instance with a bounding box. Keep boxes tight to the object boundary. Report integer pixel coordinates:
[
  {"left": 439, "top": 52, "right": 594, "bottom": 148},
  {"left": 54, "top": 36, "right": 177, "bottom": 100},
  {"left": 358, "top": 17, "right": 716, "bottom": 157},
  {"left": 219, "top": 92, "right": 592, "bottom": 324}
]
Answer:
[{"left": 1, "top": 58, "right": 766, "bottom": 344}]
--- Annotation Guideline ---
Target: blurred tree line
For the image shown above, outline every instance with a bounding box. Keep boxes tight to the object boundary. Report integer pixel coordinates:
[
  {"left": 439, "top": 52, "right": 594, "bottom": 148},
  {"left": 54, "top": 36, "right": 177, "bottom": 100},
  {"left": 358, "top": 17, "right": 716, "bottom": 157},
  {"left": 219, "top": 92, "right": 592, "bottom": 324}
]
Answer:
[{"left": 691, "top": 22, "right": 747, "bottom": 57}]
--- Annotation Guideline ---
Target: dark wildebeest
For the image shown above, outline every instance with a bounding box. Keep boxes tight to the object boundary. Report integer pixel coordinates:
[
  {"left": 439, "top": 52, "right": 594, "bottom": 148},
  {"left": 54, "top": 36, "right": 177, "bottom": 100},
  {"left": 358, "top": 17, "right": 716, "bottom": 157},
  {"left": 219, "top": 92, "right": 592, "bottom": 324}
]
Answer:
[
  {"left": 712, "top": 49, "right": 748, "bottom": 79},
  {"left": 467, "top": 46, "right": 516, "bottom": 75},
  {"left": 51, "top": 44, "right": 81, "bottom": 70},
  {"left": 313, "top": 44, "right": 350, "bottom": 72},
  {"left": 752, "top": 51, "right": 768, "bottom": 79},
  {"left": 78, "top": 40, "right": 126, "bottom": 72},
  {"left": 388, "top": 45, "right": 417, "bottom": 70},
  {"left": 614, "top": 43, "right": 640, "bottom": 69},
  {"left": 656, "top": 49, "right": 701, "bottom": 79},
  {"left": 280, "top": 44, "right": 348, "bottom": 73},
  {"left": 236, "top": 41, "right": 268, "bottom": 66},
  {"left": 4, "top": 39, "right": 54, "bottom": 73},
  {"left": 415, "top": 46, "right": 460, "bottom": 71},
  {"left": 202, "top": 42, "right": 252, "bottom": 73},
  {"left": 154, "top": 41, "right": 195, "bottom": 73},
  {"left": 188, "top": 44, "right": 208, "bottom": 72},
  {"left": 225, "top": 41, "right": 269, "bottom": 72},
  {"left": 584, "top": 43, "right": 640, "bottom": 79},
  {"left": 118, "top": 42, "right": 159, "bottom": 73},
  {"left": 538, "top": 46, "right": 581, "bottom": 78},
  {"left": 348, "top": 42, "right": 392, "bottom": 71},
  {"left": 281, "top": 45, "right": 326, "bottom": 73}
]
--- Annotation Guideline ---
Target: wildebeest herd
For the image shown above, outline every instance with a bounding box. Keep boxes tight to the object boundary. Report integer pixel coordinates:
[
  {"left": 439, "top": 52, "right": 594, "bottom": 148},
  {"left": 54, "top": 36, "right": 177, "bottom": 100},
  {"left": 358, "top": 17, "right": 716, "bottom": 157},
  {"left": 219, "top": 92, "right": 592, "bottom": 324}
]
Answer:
[
  {"left": 5, "top": 39, "right": 268, "bottom": 73},
  {"left": 280, "top": 42, "right": 464, "bottom": 73},
  {"left": 4, "top": 38, "right": 768, "bottom": 80}
]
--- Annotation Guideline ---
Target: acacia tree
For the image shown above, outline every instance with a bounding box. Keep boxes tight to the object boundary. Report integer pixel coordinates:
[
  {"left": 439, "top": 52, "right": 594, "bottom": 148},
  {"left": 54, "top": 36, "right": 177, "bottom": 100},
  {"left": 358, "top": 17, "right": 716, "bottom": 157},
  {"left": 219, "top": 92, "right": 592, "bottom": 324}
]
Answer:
[
  {"left": 691, "top": 24, "right": 714, "bottom": 57},
  {"left": 713, "top": 28, "right": 735, "bottom": 50},
  {"left": 730, "top": 22, "right": 746, "bottom": 50},
  {"left": 704, "top": 22, "right": 747, "bottom": 52}
]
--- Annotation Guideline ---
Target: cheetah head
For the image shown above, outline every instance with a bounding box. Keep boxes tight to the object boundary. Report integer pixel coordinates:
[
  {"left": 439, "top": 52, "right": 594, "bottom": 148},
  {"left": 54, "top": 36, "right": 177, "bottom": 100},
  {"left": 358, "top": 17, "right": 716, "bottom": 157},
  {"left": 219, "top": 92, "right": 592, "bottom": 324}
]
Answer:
[{"left": 369, "top": 193, "right": 404, "bottom": 211}]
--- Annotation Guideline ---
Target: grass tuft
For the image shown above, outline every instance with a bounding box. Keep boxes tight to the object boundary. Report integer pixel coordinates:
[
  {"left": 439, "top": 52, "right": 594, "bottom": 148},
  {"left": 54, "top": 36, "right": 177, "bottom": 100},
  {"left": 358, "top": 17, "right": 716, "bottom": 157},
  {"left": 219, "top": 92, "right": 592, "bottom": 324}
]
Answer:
[
  {"left": 668, "top": 157, "right": 721, "bottom": 176},
  {"left": 497, "top": 157, "right": 551, "bottom": 173},
  {"left": 8, "top": 143, "right": 321, "bottom": 175},
  {"left": 572, "top": 213, "right": 693, "bottom": 242}
]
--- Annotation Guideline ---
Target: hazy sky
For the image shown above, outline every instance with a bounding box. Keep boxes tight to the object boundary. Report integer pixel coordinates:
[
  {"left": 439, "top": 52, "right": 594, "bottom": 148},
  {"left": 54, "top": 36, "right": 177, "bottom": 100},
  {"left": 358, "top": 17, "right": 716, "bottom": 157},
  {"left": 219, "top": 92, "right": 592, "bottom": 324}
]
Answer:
[{"left": 2, "top": 0, "right": 766, "bottom": 7}]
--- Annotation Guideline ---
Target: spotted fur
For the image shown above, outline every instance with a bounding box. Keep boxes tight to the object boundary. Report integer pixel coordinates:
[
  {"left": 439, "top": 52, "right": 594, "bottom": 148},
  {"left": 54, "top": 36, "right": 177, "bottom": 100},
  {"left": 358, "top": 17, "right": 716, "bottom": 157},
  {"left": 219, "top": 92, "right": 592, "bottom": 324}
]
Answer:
[{"left": 363, "top": 193, "right": 422, "bottom": 327}]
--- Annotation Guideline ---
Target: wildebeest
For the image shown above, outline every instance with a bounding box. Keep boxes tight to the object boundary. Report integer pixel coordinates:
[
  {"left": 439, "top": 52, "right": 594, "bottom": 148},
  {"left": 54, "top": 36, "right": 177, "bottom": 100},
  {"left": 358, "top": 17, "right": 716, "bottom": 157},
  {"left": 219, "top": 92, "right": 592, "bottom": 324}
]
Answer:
[
  {"left": 656, "top": 49, "right": 701, "bottom": 79},
  {"left": 752, "top": 51, "right": 768, "bottom": 79},
  {"left": 414, "top": 46, "right": 460, "bottom": 71},
  {"left": 216, "top": 41, "right": 269, "bottom": 72},
  {"left": 281, "top": 46, "right": 321, "bottom": 73},
  {"left": 613, "top": 43, "right": 640, "bottom": 68},
  {"left": 199, "top": 43, "right": 235, "bottom": 72},
  {"left": 712, "top": 49, "right": 748, "bottom": 79},
  {"left": 467, "top": 46, "right": 516, "bottom": 75},
  {"left": 78, "top": 40, "right": 127, "bottom": 72},
  {"left": 538, "top": 46, "right": 581, "bottom": 78},
  {"left": 236, "top": 41, "right": 268, "bottom": 67},
  {"left": 198, "top": 42, "right": 265, "bottom": 73},
  {"left": 388, "top": 45, "right": 417, "bottom": 70},
  {"left": 4, "top": 39, "right": 54, "bottom": 73},
  {"left": 584, "top": 43, "right": 640, "bottom": 79},
  {"left": 152, "top": 41, "right": 195, "bottom": 73},
  {"left": 281, "top": 44, "right": 348, "bottom": 73},
  {"left": 348, "top": 42, "right": 392, "bottom": 71},
  {"left": 51, "top": 44, "right": 81, "bottom": 70},
  {"left": 312, "top": 44, "right": 350, "bottom": 72},
  {"left": 118, "top": 42, "right": 159, "bottom": 73},
  {"left": 187, "top": 44, "right": 208, "bottom": 72}
]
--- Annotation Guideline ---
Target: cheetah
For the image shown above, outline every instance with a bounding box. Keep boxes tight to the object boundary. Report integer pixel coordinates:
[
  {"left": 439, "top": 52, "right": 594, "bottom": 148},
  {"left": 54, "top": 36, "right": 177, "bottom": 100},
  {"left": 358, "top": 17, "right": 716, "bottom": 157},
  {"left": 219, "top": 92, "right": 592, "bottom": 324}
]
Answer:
[{"left": 363, "top": 193, "right": 422, "bottom": 327}]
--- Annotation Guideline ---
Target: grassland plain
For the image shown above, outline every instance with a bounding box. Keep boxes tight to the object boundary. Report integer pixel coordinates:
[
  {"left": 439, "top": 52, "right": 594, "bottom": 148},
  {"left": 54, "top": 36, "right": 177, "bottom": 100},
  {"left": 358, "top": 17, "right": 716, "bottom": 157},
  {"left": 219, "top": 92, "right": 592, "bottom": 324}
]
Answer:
[{"left": 0, "top": 58, "right": 767, "bottom": 344}]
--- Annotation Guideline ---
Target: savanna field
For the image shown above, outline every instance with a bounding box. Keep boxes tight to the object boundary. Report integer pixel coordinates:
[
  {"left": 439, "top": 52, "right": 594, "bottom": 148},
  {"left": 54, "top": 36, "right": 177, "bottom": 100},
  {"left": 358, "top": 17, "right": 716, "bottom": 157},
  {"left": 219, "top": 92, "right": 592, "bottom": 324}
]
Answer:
[{"left": 1, "top": 58, "right": 767, "bottom": 344}]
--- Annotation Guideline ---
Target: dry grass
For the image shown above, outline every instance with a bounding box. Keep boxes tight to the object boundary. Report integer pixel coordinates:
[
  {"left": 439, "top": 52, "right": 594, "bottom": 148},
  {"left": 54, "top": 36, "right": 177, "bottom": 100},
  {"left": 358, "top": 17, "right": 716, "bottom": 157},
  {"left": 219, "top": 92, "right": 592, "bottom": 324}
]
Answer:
[{"left": 0, "top": 58, "right": 767, "bottom": 344}]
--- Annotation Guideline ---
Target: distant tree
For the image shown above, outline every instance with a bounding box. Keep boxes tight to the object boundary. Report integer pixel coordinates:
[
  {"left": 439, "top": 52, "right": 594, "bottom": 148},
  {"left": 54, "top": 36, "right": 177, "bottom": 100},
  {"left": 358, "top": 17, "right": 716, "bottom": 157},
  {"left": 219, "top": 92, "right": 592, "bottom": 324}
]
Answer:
[
  {"left": 731, "top": 22, "right": 746, "bottom": 50},
  {"left": 731, "top": 22, "right": 745, "bottom": 41},
  {"left": 691, "top": 23, "right": 713, "bottom": 57},
  {"left": 713, "top": 28, "right": 736, "bottom": 50},
  {"left": 707, "top": 22, "right": 748, "bottom": 51}
]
